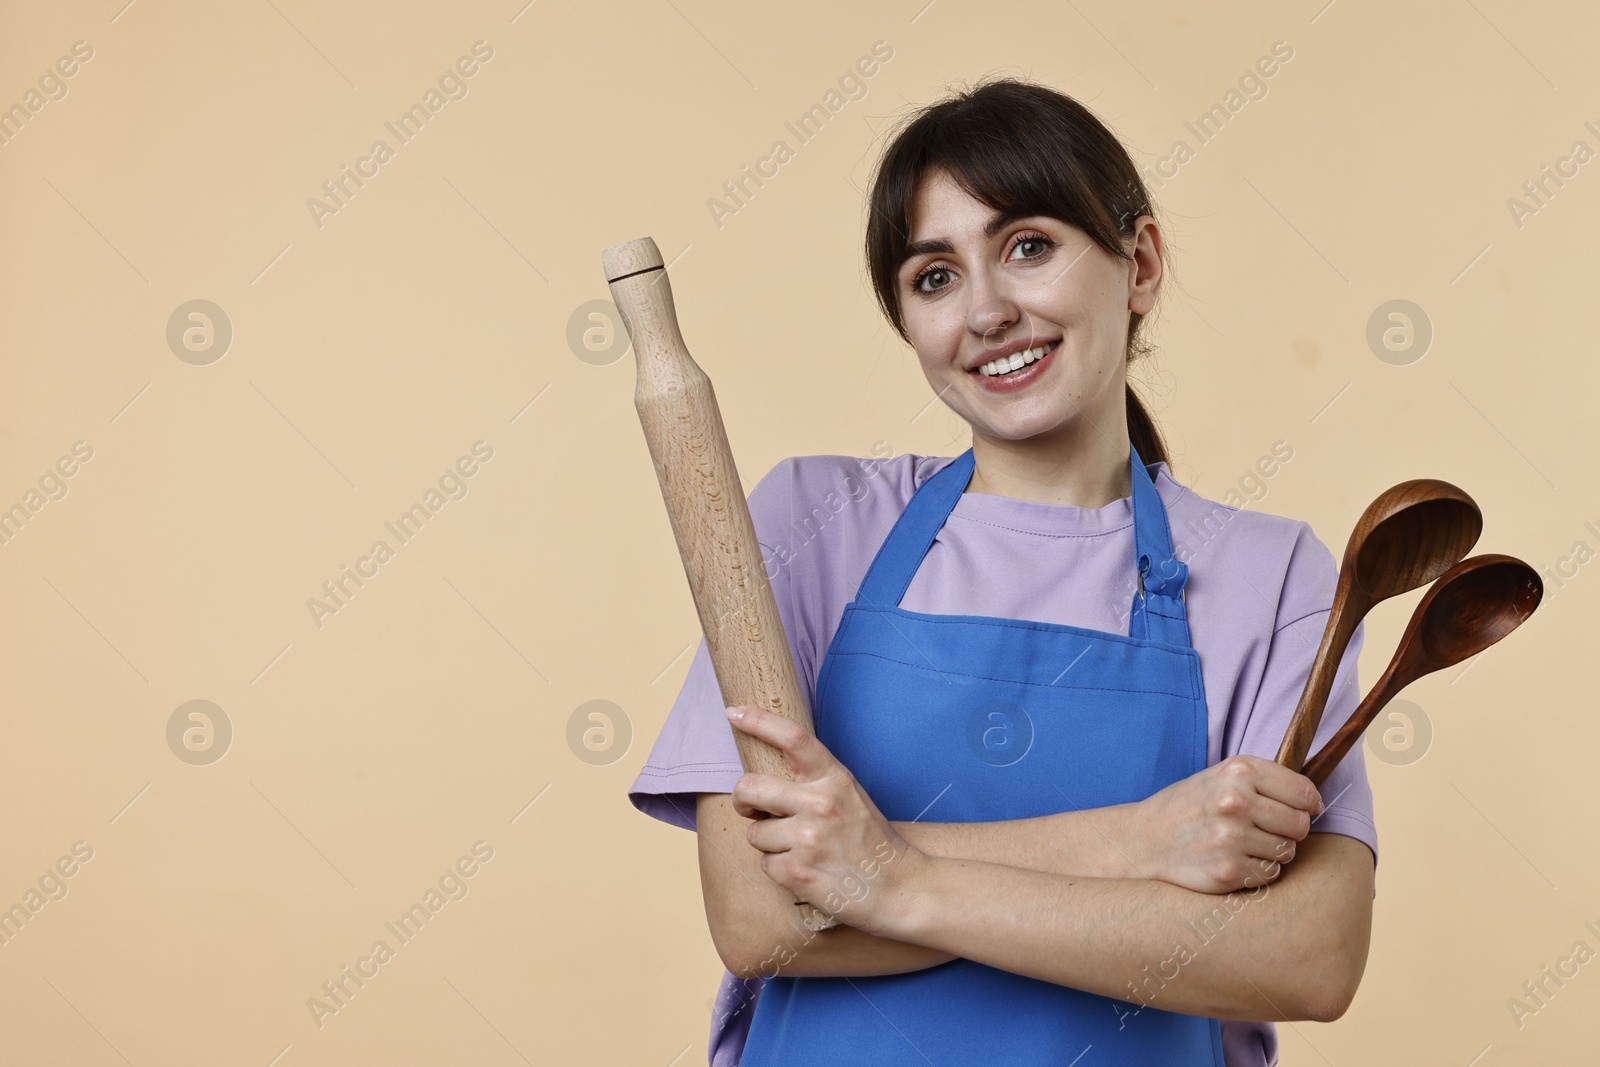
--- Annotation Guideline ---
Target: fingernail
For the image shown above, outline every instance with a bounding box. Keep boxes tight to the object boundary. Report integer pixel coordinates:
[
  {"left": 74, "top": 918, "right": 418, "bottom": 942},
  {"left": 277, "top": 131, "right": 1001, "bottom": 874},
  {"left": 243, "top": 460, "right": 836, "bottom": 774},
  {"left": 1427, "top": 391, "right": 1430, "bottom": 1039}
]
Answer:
[{"left": 726, "top": 706, "right": 745, "bottom": 721}]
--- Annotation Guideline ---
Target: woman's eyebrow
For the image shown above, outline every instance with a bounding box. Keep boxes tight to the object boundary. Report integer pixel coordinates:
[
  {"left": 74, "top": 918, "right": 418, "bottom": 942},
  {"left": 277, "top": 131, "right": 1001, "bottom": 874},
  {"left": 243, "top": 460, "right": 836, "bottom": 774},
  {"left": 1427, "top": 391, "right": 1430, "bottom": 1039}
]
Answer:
[{"left": 901, "top": 210, "right": 1030, "bottom": 262}]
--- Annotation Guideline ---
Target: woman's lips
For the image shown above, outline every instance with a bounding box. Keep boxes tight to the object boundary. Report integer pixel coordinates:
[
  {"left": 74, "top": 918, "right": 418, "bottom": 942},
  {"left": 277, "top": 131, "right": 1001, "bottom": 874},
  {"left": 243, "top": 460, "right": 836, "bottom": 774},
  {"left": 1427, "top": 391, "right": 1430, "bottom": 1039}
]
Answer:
[{"left": 970, "top": 341, "right": 1059, "bottom": 392}]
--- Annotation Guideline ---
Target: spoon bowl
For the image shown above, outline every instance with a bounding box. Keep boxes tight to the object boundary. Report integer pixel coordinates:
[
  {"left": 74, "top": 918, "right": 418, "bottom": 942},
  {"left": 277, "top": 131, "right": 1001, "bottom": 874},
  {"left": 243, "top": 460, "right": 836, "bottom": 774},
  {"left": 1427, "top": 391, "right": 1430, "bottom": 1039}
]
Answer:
[
  {"left": 1303, "top": 554, "right": 1542, "bottom": 786},
  {"left": 1417, "top": 556, "right": 1542, "bottom": 664},
  {"left": 1276, "top": 480, "right": 1482, "bottom": 773},
  {"left": 1354, "top": 495, "right": 1484, "bottom": 597}
]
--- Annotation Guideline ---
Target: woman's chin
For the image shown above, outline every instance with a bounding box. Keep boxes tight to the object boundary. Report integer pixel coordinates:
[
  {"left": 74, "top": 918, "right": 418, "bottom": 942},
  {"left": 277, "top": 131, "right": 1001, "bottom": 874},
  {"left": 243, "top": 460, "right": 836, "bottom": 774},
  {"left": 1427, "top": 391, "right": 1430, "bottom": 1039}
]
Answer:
[{"left": 966, "top": 413, "right": 1067, "bottom": 443}]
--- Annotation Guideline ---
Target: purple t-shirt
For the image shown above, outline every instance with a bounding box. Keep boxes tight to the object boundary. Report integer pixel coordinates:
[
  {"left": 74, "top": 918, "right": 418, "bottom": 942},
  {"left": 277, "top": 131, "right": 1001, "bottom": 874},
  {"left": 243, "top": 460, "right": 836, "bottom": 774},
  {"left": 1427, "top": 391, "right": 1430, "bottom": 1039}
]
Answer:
[{"left": 627, "top": 449, "right": 1379, "bottom": 1067}]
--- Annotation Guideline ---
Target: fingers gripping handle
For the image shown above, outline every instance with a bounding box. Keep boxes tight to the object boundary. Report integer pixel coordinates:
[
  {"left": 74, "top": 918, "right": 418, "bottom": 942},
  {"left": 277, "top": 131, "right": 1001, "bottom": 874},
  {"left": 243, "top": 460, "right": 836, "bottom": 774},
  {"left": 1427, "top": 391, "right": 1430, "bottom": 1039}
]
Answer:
[{"left": 603, "top": 236, "right": 838, "bottom": 933}]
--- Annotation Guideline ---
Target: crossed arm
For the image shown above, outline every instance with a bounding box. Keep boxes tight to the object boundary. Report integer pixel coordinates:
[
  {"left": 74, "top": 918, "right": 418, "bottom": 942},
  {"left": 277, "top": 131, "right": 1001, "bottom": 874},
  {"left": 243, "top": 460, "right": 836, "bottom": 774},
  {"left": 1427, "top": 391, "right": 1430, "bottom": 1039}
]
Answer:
[{"left": 695, "top": 706, "right": 1375, "bottom": 1023}]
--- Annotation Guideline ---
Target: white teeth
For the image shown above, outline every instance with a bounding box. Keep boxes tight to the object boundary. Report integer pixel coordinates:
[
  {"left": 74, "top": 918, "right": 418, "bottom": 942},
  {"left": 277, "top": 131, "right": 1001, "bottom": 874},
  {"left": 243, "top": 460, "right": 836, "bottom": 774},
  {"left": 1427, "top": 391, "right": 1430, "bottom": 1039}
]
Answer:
[{"left": 979, "top": 342, "right": 1055, "bottom": 377}]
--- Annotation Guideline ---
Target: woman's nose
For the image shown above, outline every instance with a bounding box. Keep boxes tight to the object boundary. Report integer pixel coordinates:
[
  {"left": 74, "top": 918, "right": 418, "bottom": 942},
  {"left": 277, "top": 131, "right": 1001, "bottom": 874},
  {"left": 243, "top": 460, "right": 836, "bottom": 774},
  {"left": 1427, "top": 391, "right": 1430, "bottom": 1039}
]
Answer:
[{"left": 967, "top": 290, "right": 1024, "bottom": 358}]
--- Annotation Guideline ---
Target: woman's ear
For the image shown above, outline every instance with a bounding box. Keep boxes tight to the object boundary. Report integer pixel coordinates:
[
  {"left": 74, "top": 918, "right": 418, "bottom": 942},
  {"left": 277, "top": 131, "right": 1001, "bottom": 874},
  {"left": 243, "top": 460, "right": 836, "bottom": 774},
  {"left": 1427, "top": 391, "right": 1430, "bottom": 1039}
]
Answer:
[{"left": 1127, "top": 216, "right": 1164, "bottom": 315}]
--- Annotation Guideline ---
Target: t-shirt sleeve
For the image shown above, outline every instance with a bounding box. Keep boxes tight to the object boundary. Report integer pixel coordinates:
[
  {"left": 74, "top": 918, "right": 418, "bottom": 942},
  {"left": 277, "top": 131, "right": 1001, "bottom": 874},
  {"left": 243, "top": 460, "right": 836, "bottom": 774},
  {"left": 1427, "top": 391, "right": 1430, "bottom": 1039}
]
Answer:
[
  {"left": 1235, "top": 522, "right": 1379, "bottom": 868},
  {"left": 626, "top": 457, "right": 808, "bottom": 833}
]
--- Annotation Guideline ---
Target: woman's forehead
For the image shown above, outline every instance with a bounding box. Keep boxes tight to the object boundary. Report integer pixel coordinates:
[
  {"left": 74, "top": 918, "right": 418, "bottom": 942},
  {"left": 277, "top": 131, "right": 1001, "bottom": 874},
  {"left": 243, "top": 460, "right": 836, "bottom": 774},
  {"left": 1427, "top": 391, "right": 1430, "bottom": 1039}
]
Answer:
[
  {"left": 905, "top": 179, "right": 1002, "bottom": 248},
  {"left": 905, "top": 169, "right": 985, "bottom": 236}
]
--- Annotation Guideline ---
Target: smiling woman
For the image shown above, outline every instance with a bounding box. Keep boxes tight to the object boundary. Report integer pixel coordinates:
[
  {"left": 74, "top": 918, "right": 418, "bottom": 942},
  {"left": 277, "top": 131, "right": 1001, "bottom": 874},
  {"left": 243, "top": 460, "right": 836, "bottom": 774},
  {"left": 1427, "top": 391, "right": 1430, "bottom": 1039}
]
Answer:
[
  {"left": 628, "top": 75, "right": 1377, "bottom": 1067},
  {"left": 864, "top": 78, "right": 1170, "bottom": 505}
]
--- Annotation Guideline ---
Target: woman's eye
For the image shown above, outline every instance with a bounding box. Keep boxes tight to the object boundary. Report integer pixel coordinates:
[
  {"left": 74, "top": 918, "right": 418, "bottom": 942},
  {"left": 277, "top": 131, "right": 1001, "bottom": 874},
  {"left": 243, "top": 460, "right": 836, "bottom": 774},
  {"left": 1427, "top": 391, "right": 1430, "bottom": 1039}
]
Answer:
[
  {"left": 909, "top": 236, "right": 1049, "bottom": 294},
  {"left": 1010, "top": 235, "right": 1052, "bottom": 260}
]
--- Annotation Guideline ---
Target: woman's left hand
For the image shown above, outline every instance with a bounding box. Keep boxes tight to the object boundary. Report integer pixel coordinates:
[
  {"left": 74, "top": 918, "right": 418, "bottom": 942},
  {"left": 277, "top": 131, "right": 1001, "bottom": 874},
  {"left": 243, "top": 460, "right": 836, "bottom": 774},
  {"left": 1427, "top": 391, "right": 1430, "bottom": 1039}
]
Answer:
[{"left": 724, "top": 704, "right": 926, "bottom": 937}]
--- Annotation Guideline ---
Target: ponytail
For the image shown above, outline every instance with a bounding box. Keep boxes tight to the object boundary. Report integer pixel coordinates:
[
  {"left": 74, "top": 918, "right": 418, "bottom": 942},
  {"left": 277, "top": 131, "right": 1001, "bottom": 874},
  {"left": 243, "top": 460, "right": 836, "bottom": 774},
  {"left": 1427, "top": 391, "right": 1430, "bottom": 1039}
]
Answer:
[
  {"left": 1126, "top": 304, "right": 1168, "bottom": 467},
  {"left": 1126, "top": 385, "right": 1168, "bottom": 468}
]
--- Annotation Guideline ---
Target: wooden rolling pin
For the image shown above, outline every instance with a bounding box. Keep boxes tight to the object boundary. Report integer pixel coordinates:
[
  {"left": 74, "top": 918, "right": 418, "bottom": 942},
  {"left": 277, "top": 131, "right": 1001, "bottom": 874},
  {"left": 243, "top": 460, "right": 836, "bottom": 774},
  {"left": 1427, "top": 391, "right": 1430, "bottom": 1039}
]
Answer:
[{"left": 602, "top": 236, "right": 838, "bottom": 932}]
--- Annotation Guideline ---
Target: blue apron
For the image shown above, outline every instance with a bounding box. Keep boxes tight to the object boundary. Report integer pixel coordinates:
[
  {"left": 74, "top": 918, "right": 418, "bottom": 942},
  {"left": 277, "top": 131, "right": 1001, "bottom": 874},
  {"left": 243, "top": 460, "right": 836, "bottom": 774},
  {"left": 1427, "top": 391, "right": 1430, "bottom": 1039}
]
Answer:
[{"left": 737, "top": 443, "right": 1224, "bottom": 1066}]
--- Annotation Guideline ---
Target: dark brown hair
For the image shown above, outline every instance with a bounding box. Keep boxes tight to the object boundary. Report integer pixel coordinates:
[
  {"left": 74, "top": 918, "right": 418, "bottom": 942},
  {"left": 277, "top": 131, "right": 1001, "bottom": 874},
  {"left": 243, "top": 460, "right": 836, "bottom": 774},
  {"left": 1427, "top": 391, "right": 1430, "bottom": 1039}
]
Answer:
[{"left": 864, "top": 76, "right": 1170, "bottom": 466}]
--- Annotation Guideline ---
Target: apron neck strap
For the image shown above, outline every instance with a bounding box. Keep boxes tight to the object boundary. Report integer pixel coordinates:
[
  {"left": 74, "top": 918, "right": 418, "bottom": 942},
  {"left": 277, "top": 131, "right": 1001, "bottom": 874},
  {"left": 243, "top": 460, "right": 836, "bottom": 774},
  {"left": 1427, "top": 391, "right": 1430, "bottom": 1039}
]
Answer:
[{"left": 854, "top": 444, "right": 1192, "bottom": 645}]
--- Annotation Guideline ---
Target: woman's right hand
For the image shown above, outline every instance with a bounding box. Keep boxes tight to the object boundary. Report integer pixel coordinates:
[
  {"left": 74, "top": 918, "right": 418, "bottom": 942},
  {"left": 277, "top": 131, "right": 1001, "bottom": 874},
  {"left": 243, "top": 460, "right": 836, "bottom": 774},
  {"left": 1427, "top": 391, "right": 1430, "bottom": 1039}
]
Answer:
[{"left": 1129, "top": 755, "right": 1324, "bottom": 895}]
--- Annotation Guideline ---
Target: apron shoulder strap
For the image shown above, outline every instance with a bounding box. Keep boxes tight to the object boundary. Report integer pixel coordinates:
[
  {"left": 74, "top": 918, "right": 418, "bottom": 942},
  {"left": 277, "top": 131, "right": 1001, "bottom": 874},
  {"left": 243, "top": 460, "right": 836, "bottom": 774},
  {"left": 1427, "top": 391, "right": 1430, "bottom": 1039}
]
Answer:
[
  {"left": 1127, "top": 443, "right": 1192, "bottom": 646},
  {"left": 856, "top": 450, "right": 974, "bottom": 609}
]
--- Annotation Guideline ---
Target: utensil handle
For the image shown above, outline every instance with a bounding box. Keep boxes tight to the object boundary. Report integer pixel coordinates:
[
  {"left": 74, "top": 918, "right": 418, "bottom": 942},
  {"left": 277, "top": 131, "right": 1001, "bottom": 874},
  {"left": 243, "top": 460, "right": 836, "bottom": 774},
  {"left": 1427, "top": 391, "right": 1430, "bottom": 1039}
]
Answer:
[
  {"left": 1276, "top": 590, "right": 1362, "bottom": 774},
  {"left": 604, "top": 236, "right": 838, "bottom": 932},
  {"left": 1301, "top": 683, "right": 1393, "bottom": 787},
  {"left": 1303, "top": 553, "right": 1546, "bottom": 786}
]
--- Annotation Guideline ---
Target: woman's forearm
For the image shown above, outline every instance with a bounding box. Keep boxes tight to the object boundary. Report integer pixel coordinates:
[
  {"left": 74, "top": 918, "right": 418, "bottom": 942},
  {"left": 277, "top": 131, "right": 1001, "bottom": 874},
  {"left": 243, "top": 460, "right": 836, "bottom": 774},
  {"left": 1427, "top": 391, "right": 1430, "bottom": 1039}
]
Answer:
[
  {"left": 734, "top": 916, "right": 958, "bottom": 980},
  {"left": 755, "top": 799, "right": 1145, "bottom": 979},
  {"left": 891, "top": 802, "right": 1147, "bottom": 880},
  {"left": 877, "top": 832, "right": 1374, "bottom": 1021},
  {"left": 752, "top": 805, "right": 1147, "bottom": 980},
  {"left": 746, "top": 803, "right": 1156, "bottom": 981}
]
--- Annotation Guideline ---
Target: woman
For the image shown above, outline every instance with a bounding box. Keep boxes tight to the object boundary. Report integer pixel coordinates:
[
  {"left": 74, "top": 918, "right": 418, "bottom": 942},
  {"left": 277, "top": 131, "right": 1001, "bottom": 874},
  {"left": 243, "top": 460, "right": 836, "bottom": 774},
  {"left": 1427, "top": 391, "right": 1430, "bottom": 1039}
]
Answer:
[{"left": 628, "top": 76, "right": 1377, "bottom": 1066}]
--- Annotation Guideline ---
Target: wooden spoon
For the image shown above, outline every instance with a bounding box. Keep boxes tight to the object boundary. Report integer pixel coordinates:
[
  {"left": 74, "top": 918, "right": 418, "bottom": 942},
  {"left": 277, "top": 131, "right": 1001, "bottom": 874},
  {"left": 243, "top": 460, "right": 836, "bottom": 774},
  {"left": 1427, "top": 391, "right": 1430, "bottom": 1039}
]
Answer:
[
  {"left": 1303, "top": 554, "right": 1542, "bottom": 786},
  {"left": 1275, "top": 480, "right": 1482, "bottom": 773}
]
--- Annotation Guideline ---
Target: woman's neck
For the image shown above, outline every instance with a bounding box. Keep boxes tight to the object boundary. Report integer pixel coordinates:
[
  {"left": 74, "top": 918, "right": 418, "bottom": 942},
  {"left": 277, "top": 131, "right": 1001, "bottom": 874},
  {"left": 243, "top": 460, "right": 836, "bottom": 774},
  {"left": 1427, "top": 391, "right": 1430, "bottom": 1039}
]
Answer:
[{"left": 965, "top": 426, "right": 1134, "bottom": 509}]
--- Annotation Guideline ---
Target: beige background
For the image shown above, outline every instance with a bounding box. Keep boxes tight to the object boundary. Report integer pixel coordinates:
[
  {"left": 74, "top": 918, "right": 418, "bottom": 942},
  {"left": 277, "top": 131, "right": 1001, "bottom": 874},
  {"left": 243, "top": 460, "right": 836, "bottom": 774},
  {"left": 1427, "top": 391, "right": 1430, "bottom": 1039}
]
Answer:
[{"left": 0, "top": 0, "right": 1594, "bottom": 1063}]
